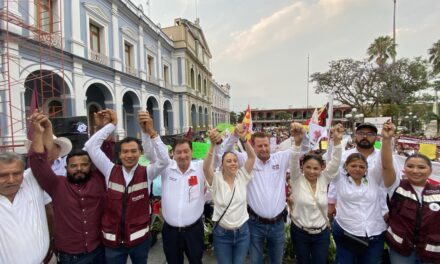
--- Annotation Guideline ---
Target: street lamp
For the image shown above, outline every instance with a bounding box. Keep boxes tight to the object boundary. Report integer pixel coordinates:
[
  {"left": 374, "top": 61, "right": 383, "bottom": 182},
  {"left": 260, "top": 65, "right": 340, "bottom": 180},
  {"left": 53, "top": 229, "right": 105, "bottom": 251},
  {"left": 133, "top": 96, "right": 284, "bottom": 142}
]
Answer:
[
  {"left": 345, "top": 108, "right": 364, "bottom": 134},
  {"left": 404, "top": 112, "right": 418, "bottom": 132}
]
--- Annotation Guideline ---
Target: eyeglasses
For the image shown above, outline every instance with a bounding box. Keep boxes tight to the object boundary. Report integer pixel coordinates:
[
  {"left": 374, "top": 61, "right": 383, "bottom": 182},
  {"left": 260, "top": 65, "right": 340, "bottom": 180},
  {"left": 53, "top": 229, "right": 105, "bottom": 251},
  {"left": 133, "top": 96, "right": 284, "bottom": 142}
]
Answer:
[{"left": 356, "top": 131, "right": 377, "bottom": 137}]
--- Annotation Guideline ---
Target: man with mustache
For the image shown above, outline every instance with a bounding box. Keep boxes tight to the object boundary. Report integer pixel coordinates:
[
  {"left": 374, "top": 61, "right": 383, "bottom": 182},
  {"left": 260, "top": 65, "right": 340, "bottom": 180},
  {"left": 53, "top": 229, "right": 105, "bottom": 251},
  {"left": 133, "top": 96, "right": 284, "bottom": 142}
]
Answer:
[{"left": 28, "top": 111, "right": 107, "bottom": 263}]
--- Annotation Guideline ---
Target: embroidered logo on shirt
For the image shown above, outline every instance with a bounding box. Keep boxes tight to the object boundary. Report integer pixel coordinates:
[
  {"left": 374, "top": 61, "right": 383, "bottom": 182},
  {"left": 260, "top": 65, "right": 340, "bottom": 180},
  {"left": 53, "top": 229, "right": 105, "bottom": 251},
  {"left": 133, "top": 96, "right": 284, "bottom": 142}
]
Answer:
[
  {"left": 169, "top": 177, "right": 178, "bottom": 181},
  {"left": 272, "top": 164, "right": 280, "bottom": 170}
]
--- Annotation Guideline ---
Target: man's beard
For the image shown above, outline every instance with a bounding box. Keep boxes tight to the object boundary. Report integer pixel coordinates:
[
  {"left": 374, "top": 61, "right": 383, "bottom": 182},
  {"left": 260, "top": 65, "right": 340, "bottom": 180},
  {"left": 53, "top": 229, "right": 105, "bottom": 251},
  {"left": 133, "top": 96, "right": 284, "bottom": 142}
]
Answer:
[
  {"left": 67, "top": 171, "right": 91, "bottom": 184},
  {"left": 356, "top": 139, "right": 374, "bottom": 149}
]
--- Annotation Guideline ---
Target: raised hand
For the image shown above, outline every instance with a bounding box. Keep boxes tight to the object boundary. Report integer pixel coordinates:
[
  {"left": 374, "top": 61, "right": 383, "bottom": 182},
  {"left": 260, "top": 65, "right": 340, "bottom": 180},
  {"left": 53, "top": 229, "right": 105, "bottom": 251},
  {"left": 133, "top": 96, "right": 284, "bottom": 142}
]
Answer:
[
  {"left": 138, "top": 111, "right": 156, "bottom": 136},
  {"left": 29, "top": 110, "right": 50, "bottom": 134},
  {"left": 290, "top": 122, "right": 304, "bottom": 146},
  {"left": 382, "top": 120, "right": 395, "bottom": 140},
  {"left": 331, "top": 123, "right": 344, "bottom": 145},
  {"left": 208, "top": 129, "right": 222, "bottom": 144},
  {"left": 235, "top": 123, "right": 247, "bottom": 140}
]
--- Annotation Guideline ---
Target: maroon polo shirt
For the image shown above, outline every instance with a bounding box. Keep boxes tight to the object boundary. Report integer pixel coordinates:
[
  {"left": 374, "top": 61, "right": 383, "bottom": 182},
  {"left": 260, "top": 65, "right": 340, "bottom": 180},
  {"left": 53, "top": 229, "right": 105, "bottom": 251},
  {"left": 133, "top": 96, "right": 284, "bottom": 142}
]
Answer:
[{"left": 29, "top": 150, "right": 107, "bottom": 254}]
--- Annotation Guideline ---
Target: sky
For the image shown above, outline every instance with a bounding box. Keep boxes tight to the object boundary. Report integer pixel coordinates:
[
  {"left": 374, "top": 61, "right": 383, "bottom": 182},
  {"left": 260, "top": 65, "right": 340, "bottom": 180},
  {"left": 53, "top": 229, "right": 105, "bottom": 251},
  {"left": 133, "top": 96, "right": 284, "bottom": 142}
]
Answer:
[{"left": 133, "top": 0, "right": 440, "bottom": 112}]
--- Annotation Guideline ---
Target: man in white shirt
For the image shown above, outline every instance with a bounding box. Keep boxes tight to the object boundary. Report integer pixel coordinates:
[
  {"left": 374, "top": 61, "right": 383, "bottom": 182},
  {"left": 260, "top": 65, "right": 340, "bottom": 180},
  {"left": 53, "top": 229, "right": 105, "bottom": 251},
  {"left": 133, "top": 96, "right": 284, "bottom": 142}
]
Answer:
[
  {"left": 153, "top": 136, "right": 210, "bottom": 264},
  {"left": 0, "top": 152, "right": 50, "bottom": 264},
  {"left": 222, "top": 124, "right": 292, "bottom": 264}
]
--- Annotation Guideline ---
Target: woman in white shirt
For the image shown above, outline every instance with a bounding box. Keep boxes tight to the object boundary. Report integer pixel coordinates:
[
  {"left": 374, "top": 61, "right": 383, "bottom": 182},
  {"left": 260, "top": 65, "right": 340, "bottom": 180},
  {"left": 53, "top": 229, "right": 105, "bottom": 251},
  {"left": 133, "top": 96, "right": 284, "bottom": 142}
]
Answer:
[
  {"left": 203, "top": 126, "right": 256, "bottom": 264},
  {"left": 331, "top": 152, "right": 388, "bottom": 264},
  {"left": 289, "top": 123, "right": 344, "bottom": 264}
]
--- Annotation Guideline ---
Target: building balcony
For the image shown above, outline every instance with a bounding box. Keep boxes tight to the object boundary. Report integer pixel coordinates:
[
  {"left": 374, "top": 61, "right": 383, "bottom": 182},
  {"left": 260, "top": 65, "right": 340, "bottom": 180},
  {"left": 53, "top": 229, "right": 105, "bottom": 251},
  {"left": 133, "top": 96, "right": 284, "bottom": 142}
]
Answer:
[
  {"left": 88, "top": 49, "right": 109, "bottom": 66},
  {"left": 32, "top": 32, "right": 62, "bottom": 49},
  {"left": 125, "top": 65, "right": 138, "bottom": 77},
  {"left": 147, "top": 75, "right": 159, "bottom": 85}
]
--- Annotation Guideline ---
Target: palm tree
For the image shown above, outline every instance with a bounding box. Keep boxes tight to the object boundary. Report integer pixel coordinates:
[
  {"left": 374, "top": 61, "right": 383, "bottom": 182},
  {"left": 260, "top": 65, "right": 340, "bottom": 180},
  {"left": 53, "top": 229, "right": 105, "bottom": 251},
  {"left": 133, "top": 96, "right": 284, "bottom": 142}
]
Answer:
[
  {"left": 367, "top": 36, "right": 397, "bottom": 67},
  {"left": 428, "top": 40, "right": 440, "bottom": 75}
]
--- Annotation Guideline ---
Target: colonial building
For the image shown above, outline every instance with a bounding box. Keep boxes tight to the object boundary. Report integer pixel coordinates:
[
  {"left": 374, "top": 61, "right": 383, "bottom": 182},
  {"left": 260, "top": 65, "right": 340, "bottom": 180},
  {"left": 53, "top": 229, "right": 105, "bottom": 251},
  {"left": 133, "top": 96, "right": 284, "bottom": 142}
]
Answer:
[
  {"left": 211, "top": 81, "right": 230, "bottom": 127},
  {"left": 251, "top": 105, "right": 352, "bottom": 129},
  {"left": 162, "top": 18, "right": 213, "bottom": 132},
  {"left": 0, "top": 0, "right": 230, "bottom": 153}
]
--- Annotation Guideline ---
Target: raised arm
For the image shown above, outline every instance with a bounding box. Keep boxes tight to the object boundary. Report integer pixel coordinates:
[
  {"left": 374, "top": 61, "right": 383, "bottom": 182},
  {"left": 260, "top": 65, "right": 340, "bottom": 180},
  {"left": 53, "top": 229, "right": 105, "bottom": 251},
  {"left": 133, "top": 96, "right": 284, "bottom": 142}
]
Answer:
[
  {"left": 322, "top": 124, "right": 344, "bottom": 181},
  {"left": 28, "top": 111, "right": 59, "bottom": 193},
  {"left": 203, "top": 129, "right": 222, "bottom": 186},
  {"left": 381, "top": 121, "right": 397, "bottom": 188},
  {"left": 139, "top": 111, "right": 158, "bottom": 163},
  {"left": 290, "top": 122, "right": 305, "bottom": 181},
  {"left": 235, "top": 126, "right": 256, "bottom": 174},
  {"left": 84, "top": 109, "right": 116, "bottom": 183},
  {"left": 138, "top": 110, "right": 170, "bottom": 180}
]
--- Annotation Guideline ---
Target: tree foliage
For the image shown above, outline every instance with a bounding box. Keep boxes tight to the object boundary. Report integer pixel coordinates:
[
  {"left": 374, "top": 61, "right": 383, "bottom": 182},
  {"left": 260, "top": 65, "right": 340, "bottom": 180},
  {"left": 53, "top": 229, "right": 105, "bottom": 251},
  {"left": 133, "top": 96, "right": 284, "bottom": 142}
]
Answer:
[
  {"left": 311, "top": 59, "right": 380, "bottom": 115},
  {"left": 367, "top": 36, "right": 397, "bottom": 67},
  {"left": 276, "top": 111, "right": 292, "bottom": 120},
  {"left": 428, "top": 39, "right": 440, "bottom": 76},
  {"left": 311, "top": 58, "right": 429, "bottom": 117}
]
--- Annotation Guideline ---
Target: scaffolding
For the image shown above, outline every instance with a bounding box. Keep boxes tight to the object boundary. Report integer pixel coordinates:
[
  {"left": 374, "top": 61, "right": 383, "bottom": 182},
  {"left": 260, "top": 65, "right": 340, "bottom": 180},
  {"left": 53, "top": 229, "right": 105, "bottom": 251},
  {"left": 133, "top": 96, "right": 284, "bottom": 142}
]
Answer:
[{"left": 0, "top": 0, "right": 67, "bottom": 152}]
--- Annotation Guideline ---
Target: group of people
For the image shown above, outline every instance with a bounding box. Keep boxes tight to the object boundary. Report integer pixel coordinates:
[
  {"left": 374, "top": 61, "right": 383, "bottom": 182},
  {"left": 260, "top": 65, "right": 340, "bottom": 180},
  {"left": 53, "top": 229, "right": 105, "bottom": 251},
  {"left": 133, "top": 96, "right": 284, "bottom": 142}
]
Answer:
[{"left": 1, "top": 108, "right": 440, "bottom": 264}]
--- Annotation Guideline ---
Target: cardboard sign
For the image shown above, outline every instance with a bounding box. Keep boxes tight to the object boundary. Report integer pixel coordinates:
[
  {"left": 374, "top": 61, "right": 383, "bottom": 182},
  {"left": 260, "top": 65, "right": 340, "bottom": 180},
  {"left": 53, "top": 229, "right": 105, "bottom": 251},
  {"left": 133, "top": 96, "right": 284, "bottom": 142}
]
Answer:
[
  {"left": 374, "top": 141, "right": 381, "bottom": 150},
  {"left": 419, "top": 143, "right": 437, "bottom": 160},
  {"left": 192, "top": 142, "right": 210, "bottom": 159}
]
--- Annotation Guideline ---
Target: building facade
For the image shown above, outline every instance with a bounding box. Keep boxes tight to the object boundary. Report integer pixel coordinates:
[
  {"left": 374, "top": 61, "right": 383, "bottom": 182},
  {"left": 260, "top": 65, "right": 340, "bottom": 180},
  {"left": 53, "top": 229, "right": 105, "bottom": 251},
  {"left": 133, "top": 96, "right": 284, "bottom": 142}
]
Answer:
[
  {"left": 0, "top": 0, "right": 230, "bottom": 152},
  {"left": 211, "top": 81, "right": 230, "bottom": 127},
  {"left": 251, "top": 105, "right": 352, "bottom": 129}
]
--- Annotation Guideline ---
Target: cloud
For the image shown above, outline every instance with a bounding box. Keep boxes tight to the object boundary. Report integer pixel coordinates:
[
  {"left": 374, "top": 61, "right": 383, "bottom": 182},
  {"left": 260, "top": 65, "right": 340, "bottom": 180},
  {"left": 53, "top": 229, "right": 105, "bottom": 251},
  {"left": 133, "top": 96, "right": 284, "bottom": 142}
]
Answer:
[{"left": 220, "top": 0, "right": 354, "bottom": 61}]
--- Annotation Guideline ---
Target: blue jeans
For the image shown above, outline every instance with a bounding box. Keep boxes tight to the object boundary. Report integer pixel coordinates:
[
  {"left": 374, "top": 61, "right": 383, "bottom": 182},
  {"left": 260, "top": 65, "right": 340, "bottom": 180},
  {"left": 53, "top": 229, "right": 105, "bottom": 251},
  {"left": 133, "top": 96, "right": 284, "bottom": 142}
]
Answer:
[
  {"left": 56, "top": 245, "right": 105, "bottom": 264},
  {"left": 213, "top": 222, "right": 250, "bottom": 264},
  {"left": 389, "top": 248, "right": 436, "bottom": 264},
  {"left": 291, "top": 223, "right": 330, "bottom": 264},
  {"left": 248, "top": 216, "right": 285, "bottom": 264},
  {"left": 332, "top": 221, "right": 384, "bottom": 264},
  {"left": 105, "top": 236, "right": 151, "bottom": 264}
]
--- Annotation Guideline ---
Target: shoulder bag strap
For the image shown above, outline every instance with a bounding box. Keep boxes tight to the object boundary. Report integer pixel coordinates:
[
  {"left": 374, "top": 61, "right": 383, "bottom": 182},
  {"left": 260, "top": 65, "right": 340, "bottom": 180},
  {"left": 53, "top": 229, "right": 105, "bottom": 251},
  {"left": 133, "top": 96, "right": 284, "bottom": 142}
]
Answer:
[
  {"left": 213, "top": 186, "right": 236, "bottom": 230},
  {"left": 308, "top": 182, "right": 331, "bottom": 229}
]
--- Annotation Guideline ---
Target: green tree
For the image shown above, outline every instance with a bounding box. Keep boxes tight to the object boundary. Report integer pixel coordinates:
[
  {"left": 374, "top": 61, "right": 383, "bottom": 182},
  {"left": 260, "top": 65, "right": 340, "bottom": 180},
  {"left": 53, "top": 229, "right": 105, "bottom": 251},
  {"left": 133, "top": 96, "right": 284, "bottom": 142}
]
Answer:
[
  {"left": 367, "top": 36, "right": 397, "bottom": 67},
  {"left": 311, "top": 59, "right": 380, "bottom": 116},
  {"left": 276, "top": 111, "right": 292, "bottom": 120},
  {"left": 312, "top": 58, "right": 429, "bottom": 119},
  {"left": 428, "top": 40, "right": 440, "bottom": 76},
  {"left": 230, "top": 111, "right": 237, "bottom": 124}
]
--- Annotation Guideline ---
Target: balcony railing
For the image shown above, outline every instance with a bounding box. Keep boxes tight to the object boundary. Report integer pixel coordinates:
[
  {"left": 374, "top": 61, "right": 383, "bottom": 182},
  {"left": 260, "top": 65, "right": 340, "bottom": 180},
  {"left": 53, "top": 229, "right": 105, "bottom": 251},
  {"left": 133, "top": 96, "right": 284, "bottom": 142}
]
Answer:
[
  {"left": 88, "top": 49, "right": 109, "bottom": 66},
  {"left": 125, "top": 65, "right": 138, "bottom": 77},
  {"left": 147, "top": 75, "right": 158, "bottom": 85},
  {"left": 33, "top": 32, "right": 62, "bottom": 49}
]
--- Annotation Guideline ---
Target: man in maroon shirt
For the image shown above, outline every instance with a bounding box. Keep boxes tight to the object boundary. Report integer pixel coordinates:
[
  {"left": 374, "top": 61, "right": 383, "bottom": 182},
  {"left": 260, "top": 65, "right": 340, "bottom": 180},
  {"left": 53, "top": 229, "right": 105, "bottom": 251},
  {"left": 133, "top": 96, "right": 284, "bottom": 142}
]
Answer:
[{"left": 28, "top": 111, "right": 106, "bottom": 264}]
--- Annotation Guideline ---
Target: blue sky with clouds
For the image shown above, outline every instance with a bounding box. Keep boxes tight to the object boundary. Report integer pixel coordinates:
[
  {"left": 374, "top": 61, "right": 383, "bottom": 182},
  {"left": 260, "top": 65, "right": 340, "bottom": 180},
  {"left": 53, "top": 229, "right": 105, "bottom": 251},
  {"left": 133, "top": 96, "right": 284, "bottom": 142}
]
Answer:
[{"left": 133, "top": 0, "right": 440, "bottom": 112}]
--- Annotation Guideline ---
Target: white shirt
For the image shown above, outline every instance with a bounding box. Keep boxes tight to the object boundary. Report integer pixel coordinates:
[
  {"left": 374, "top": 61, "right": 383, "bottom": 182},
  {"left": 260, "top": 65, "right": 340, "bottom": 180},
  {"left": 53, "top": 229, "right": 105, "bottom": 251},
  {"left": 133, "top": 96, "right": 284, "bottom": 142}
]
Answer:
[
  {"left": 51, "top": 156, "right": 67, "bottom": 176},
  {"left": 209, "top": 167, "right": 253, "bottom": 229},
  {"left": 334, "top": 158, "right": 388, "bottom": 237},
  {"left": 160, "top": 160, "right": 206, "bottom": 227},
  {"left": 223, "top": 134, "right": 291, "bottom": 218},
  {"left": 0, "top": 169, "right": 50, "bottom": 264},
  {"left": 290, "top": 144, "right": 342, "bottom": 228},
  {"left": 328, "top": 148, "right": 392, "bottom": 217},
  {"left": 84, "top": 123, "right": 169, "bottom": 186}
]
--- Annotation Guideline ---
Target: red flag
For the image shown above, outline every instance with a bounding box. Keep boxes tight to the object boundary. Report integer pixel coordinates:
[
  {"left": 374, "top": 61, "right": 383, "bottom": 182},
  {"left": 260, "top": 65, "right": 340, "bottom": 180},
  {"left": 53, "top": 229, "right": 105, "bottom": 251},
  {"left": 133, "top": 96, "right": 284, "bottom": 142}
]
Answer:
[
  {"left": 185, "top": 127, "right": 193, "bottom": 140},
  {"left": 27, "top": 88, "right": 39, "bottom": 139}
]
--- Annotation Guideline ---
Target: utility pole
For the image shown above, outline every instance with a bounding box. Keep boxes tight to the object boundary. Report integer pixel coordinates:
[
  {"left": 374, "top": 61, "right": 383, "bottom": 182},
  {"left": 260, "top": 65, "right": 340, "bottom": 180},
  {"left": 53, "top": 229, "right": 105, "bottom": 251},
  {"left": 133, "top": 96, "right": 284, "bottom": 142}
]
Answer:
[
  {"left": 393, "top": 0, "right": 396, "bottom": 63},
  {"left": 307, "top": 54, "right": 310, "bottom": 108}
]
